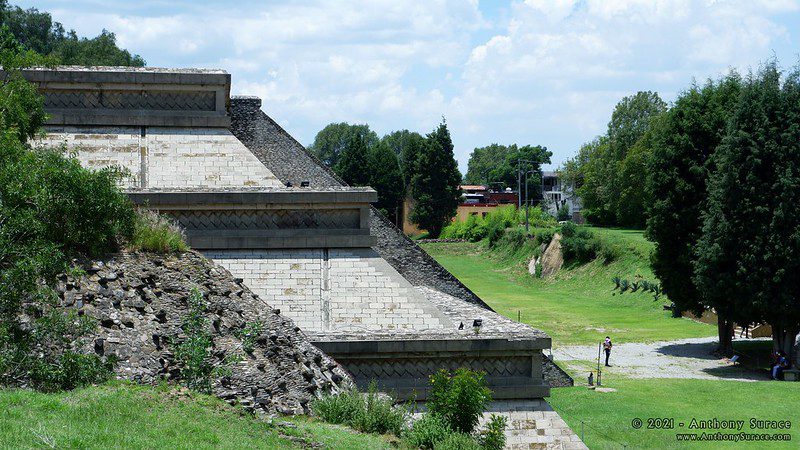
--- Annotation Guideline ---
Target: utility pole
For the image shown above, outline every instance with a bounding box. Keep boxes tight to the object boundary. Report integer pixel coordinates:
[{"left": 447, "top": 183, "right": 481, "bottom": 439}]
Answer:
[{"left": 517, "top": 159, "right": 521, "bottom": 209}]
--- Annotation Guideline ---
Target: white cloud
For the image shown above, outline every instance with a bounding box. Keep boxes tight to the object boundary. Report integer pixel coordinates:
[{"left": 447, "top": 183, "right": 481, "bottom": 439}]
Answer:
[{"left": 21, "top": 0, "right": 800, "bottom": 170}]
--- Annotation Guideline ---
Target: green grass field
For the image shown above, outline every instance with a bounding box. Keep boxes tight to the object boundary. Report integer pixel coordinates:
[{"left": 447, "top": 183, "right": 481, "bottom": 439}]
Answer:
[
  {"left": 422, "top": 227, "right": 797, "bottom": 449},
  {"left": 0, "top": 383, "right": 393, "bottom": 449},
  {"left": 421, "top": 228, "right": 714, "bottom": 346},
  {"left": 548, "top": 377, "right": 799, "bottom": 449}
]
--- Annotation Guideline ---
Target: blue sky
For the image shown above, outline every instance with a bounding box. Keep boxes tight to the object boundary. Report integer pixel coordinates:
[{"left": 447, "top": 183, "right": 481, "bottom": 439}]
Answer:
[{"left": 18, "top": 0, "right": 800, "bottom": 173}]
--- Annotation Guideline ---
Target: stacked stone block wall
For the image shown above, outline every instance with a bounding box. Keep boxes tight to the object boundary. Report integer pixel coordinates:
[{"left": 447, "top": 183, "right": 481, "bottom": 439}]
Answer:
[
  {"left": 34, "top": 125, "right": 282, "bottom": 189},
  {"left": 204, "top": 248, "right": 449, "bottom": 333},
  {"left": 229, "top": 97, "right": 486, "bottom": 308}
]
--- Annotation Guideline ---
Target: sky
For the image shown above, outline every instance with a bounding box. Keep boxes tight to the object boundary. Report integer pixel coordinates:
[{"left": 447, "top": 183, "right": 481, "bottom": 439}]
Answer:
[{"left": 18, "top": 0, "right": 800, "bottom": 173}]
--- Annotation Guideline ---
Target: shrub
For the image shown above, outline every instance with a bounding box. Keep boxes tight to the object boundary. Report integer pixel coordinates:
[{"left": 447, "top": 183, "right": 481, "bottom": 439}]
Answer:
[
  {"left": 130, "top": 210, "right": 188, "bottom": 253},
  {"left": 234, "top": 321, "right": 264, "bottom": 354},
  {"left": 485, "top": 222, "right": 505, "bottom": 248},
  {"left": 556, "top": 206, "right": 571, "bottom": 222},
  {"left": 560, "top": 222, "right": 598, "bottom": 263},
  {"left": 312, "top": 382, "right": 407, "bottom": 436},
  {"left": 534, "top": 228, "right": 555, "bottom": 247},
  {"left": 496, "top": 227, "right": 527, "bottom": 253},
  {"left": 174, "top": 288, "right": 232, "bottom": 394},
  {"left": 479, "top": 414, "right": 508, "bottom": 450},
  {"left": 311, "top": 389, "right": 364, "bottom": 425},
  {"left": 403, "top": 414, "right": 453, "bottom": 449},
  {"left": 427, "top": 368, "right": 491, "bottom": 434},
  {"left": 350, "top": 384, "right": 407, "bottom": 435},
  {"left": 597, "top": 239, "right": 622, "bottom": 263},
  {"left": 433, "top": 432, "right": 481, "bottom": 450}
]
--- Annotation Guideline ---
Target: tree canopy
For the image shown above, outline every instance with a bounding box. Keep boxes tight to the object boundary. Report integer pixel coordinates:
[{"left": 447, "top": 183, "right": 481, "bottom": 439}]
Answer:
[
  {"left": 464, "top": 143, "right": 551, "bottom": 196},
  {"left": 0, "top": 1, "right": 145, "bottom": 66},
  {"left": 381, "top": 129, "right": 425, "bottom": 187},
  {"left": 646, "top": 73, "right": 742, "bottom": 329},
  {"left": 409, "top": 120, "right": 462, "bottom": 237},
  {"left": 368, "top": 141, "right": 405, "bottom": 222},
  {"left": 694, "top": 64, "right": 800, "bottom": 359},
  {"left": 308, "top": 122, "right": 378, "bottom": 169},
  {"left": 570, "top": 91, "right": 667, "bottom": 227}
]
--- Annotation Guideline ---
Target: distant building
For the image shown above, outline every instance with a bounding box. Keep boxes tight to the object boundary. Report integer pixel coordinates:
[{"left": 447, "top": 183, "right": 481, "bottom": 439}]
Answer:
[
  {"left": 402, "top": 185, "right": 520, "bottom": 234},
  {"left": 541, "top": 171, "right": 582, "bottom": 222}
]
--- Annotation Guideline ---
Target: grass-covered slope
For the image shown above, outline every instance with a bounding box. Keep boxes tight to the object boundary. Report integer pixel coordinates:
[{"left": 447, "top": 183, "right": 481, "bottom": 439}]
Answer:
[
  {"left": 422, "top": 228, "right": 714, "bottom": 346},
  {"left": 0, "top": 383, "right": 393, "bottom": 449}
]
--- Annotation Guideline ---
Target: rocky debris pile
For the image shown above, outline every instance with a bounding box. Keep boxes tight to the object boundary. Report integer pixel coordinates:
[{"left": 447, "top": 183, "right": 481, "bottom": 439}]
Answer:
[
  {"left": 49, "top": 251, "right": 351, "bottom": 415},
  {"left": 529, "top": 233, "right": 563, "bottom": 278}
]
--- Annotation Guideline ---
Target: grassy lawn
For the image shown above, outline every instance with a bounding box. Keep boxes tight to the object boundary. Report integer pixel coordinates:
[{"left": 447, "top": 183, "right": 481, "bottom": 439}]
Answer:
[
  {"left": 0, "top": 382, "right": 393, "bottom": 449},
  {"left": 549, "top": 377, "right": 799, "bottom": 449},
  {"left": 422, "top": 231, "right": 713, "bottom": 346}
]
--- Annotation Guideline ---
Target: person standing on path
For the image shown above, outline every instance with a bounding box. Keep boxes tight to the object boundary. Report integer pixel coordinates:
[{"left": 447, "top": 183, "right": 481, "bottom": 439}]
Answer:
[{"left": 603, "top": 336, "right": 612, "bottom": 367}]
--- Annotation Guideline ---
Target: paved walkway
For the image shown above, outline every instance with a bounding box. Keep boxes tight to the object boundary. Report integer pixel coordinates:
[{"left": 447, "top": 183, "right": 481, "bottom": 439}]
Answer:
[{"left": 553, "top": 337, "right": 769, "bottom": 382}]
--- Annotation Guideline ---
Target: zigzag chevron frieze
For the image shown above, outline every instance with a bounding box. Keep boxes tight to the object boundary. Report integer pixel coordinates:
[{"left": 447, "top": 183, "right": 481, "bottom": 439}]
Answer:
[
  {"left": 166, "top": 209, "right": 361, "bottom": 231},
  {"left": 43, "top": 90, "right": 216, "bottom": 111}
]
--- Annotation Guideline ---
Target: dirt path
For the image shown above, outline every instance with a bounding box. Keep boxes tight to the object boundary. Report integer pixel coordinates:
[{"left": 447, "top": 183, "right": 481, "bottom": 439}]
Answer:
[{"left": 553, "top": 337, "right": 769, "bottom": 382}]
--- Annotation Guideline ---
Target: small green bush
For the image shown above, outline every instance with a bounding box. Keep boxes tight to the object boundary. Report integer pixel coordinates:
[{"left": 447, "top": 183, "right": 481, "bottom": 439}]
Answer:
[
  {"left": 556, "top": 206, "right": 571, "bottom": 222},
  {"left": 234, "top": 321, "right": 264, "bottom": 354},
  {"left": 174, "top": 288, "right": 231, "bottom": 394},
  {"left": 485, "top": 222, "right": 505, "bottom": 248},
  {"left": 403, "top": 414, "right": 453, "bottom": 449},
  {"left": 131, "top": 210, "right": 188, "bottom": 253},
  {"left": 534, "top": 228, "right": 555, "bottom": 247},
  {"left": 496, "top": 227, "right": 527, "bottom": 253},
  {"left": 427, "top": 368, "right": 491, "bottom": 434},
  {"left": 433, "top": 432, "right": 481, "bottom": 450},
  {"left": 311, "top": 389, "right": 364, "bottom": 425},
  {"left": 479, "top": 414, "right": 508, "bottom": 450},
  {"left": 312, "top": 382, "right": 407, "bottom": 436},
  {"left": 351, "top": 385, "right": 407, "bottom": 435},
  {"left": 560, "top": 222, "right": 598, "bottom": 263}
]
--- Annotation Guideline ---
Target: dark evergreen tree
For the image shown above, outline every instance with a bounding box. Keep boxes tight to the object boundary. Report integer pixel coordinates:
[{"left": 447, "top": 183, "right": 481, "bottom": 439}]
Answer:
[
  {"left": 368, "top": 141, "right": 405, "bottom": 223},
  {"left": 646, "top": 73, "right": 742, "bottom": 339},
  {"left": 409, "top": 120, "right": 462, "bottom": 237},
  {"left": 693, "top": 64, "right": 791, "bottom": 357},
  {"left": 396, "top": 131, "right": 426, "bottom": 189},
  {"left": 334, "top": 132, "right": 370, "bottom": 186}
]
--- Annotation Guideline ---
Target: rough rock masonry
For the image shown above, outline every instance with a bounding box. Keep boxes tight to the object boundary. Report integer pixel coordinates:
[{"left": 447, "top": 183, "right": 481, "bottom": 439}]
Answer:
[{"left": 48, "top": 250, "right": 351, "bottom": 415}]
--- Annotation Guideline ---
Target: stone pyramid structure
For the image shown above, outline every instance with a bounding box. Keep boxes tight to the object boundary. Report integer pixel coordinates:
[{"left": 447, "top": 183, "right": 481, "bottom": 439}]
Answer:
[{"left": 27, "top": 66, "right": 584, "bottom": 448}]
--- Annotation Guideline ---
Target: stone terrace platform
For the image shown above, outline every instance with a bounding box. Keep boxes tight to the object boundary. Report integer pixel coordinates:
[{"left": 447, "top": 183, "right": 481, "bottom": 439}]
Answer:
[{"left": 26, "top": 66, "right": 558, "bottom": 405}]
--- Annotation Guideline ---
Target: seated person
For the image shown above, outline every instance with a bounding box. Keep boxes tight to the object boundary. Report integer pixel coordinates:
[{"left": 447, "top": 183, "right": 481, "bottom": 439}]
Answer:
[{"left": 772, "top": 351, "right": 789, "bottom": 380}]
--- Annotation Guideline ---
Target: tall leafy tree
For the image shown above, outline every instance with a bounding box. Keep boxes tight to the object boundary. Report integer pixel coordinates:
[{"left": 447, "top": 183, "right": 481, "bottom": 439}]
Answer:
[
  {"left": 368, "top": 141, "right": 405, "bottom": 223},
  {"left": 464, "top": 143, "right": 551, "bottom": 204},
  {"left": 410, "top": 120, "right": 462, "bottom": 237},
  {"left": 575, "top": 91, "right": 666, "bottom": 227},
  {"left": 308, "top": 122, "right": 378, "bottom": 168},
  {"left": 647, "top": 73, "right": 742, "bottom": 333},
  {"left": 334, "top": 132, "right": 370, "bottom": 186},
  {"left": 694, "top": 64, "right": 800, "bottom": 358},
  {"left": 0, "top": 2, "right": 144, "bottom": 66},
  {"left": 381, "top": 129, "right": 424, "bottom": 186}
]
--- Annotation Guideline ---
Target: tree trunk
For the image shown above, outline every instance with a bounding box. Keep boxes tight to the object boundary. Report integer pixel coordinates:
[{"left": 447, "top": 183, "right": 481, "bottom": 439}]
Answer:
[
  {"left": 717, "top": 319, "right": 734, "bottom": 357},
  {"left": 772, "top": 325, "right": 799, "bottom": 368}
]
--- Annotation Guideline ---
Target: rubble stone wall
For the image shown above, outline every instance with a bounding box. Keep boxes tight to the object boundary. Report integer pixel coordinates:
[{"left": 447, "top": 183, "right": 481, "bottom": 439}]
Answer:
[{"left": 48, "top": 251, "right": 350, "bottom": 415}]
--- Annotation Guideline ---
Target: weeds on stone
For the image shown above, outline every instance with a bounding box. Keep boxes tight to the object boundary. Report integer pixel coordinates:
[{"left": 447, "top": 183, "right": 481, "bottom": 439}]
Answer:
[
  {"left": 130, "top": 210, "right": 188, "bottom": 253},
  {"left": 174, "top": 288, "right": 231, "bottom": 394},
  {"left": 311, "top": 381, "right": 407, "bottom": 436}
]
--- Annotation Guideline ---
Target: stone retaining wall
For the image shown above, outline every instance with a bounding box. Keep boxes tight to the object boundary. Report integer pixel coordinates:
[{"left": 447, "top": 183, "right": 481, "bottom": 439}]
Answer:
[{"left": 44, "top": 251, "right": 351, "bottom": 415}]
